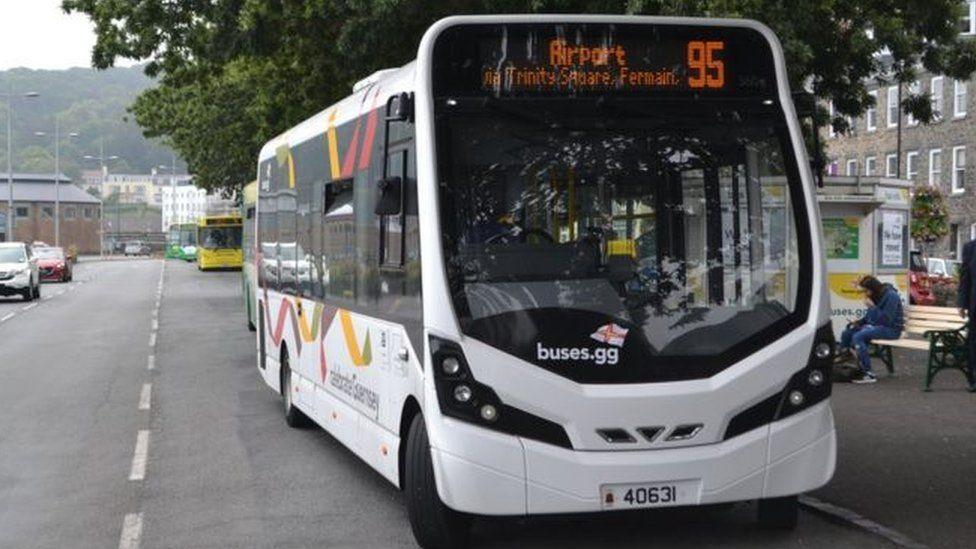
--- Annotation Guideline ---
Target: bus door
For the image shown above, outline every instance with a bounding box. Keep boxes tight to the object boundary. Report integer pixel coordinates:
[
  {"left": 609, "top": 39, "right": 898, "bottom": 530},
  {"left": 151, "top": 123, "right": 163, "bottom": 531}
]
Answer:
[{"left": 667, "top": 146, "right": 794, "bottom": 313}]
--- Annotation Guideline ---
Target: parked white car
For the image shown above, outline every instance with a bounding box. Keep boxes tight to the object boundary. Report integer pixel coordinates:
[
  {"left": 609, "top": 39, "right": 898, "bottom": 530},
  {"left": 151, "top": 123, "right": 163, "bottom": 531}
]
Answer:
[
  {"left": 926, "top": 257, "right": 959, "bottom": 279},
  {"left": 0, "top": 242, "right": 41, "bottom": 301}
]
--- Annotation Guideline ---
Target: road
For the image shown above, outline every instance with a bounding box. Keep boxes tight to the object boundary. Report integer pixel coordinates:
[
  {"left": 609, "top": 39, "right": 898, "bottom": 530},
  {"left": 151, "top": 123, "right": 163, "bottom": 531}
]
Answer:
[{"left": 1, "top": 258, "right": 966, "bottom": 548}]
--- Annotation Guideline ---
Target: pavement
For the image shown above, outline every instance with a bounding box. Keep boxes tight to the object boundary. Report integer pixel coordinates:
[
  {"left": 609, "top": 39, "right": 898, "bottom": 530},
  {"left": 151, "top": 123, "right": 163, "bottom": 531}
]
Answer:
[{"left": 0, "top": 259, "right": 971, "bottom": 548}]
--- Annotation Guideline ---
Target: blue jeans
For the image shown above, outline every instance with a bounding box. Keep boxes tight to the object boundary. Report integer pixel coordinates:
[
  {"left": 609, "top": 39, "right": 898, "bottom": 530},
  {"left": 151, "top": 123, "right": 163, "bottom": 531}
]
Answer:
[{"left": 840, "top": 324, "right": 902, "bottom": 374}]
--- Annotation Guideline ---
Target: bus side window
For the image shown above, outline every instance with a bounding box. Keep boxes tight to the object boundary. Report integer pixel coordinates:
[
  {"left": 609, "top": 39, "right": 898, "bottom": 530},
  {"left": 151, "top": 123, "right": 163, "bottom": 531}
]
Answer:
[
  {"left": 323, "top": 179, "right": 355, "bottom": 302},
  {"left": 380, "top": 149, "right": 407, "bottom": 268}
]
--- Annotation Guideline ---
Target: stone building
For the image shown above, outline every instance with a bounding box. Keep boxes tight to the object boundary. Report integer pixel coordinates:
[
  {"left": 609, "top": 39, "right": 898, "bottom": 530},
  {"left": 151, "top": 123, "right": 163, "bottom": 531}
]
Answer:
[
  {"left": 0, "top": 173, "right": 102, "bottom": 253},
  {"left": 825, "top": 50, "right": 976, "bottom": 257}
]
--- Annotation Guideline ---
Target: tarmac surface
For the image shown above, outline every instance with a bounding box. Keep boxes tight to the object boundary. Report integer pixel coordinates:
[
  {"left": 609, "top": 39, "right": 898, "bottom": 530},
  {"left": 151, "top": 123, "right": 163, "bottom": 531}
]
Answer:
[{"left": 2, "top": 258, "right": 969, "bottom": 547}]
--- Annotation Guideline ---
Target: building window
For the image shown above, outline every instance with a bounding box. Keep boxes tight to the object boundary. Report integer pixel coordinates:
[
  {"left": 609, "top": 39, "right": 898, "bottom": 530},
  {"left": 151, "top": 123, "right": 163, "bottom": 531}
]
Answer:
[
  {"left": 962, "top": 0, "right": 976, "bottom": 34},
  {"left": 952, "top": 146, "right": 966, "bottom": 193},
  {"left": 828, "top": 161, "right": 839, "bottom": 175},
  {"left": 41, "top": 206, "right": 54, "bottom": 219},
  {"left": 865, "top": 156, "right": 877, "bottom": 176},
  {"left": 15, "top": 206, "right": 28, "bottom": 218},
  {"left": 866, "top": 90, "right": 878, "bottom": 131},
  {"left": 907, "top": 81, "right": 921, "bottom": 126},
  {"left": 65, "top": 206, "right": 77, "bottom": 219},
  {"left": 83, "top": 206, "right": 93, "bottom": 219},
  {"left": 931, "top": 76, "right": 944, "bottom": 120},
  {"left": 954, "top": 79, "right": 967, "bottom": 117},
  {"left": 930, "top": 149, "right": 943, "bottom": 187},
  {"left": 887, "top": 86, "right": 899, "bottom": 127},
  {"left": 886, "top": 153, "right": 898, "bottom": 177},
  {"left": 906, "top": 151, "right": 919, "bottom": 180},
  {"left": 846, "top": 158, "right": 858, "bottom": 176}
]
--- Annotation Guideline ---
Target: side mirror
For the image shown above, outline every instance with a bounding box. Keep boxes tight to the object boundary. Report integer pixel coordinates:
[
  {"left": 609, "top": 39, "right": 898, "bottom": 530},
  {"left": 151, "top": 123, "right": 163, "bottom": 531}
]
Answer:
[{"left": 375, "top": 176, "right": 402, "bottom": 215}]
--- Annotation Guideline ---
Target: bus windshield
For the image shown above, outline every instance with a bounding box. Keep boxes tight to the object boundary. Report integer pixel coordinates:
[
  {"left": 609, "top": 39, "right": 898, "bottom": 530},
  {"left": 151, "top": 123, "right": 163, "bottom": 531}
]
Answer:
[
  {"left": 181, "top": 226, "right": 197, "bottom": 246},
  {"left": 436, "top": 99, "right": 809, "bottom": 382},
  {"left": 200, "top": 226, "right": 242, "bottom": 249}
]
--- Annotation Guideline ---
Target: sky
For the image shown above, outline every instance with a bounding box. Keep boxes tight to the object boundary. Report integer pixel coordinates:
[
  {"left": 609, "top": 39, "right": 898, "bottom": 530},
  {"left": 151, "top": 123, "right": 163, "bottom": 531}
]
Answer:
[{"left": 0, "top": 0, "right": 136, "bottom": 70}]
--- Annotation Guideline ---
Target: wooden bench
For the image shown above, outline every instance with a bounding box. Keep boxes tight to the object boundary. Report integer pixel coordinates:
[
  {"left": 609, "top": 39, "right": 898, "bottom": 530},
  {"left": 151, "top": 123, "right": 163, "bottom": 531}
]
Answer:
[{"left": 869, "top": 305, "right": 973, "bottom": 390}]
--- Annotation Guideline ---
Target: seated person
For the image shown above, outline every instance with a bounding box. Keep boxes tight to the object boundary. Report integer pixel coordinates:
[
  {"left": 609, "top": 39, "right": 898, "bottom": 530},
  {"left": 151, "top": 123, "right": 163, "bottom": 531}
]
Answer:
[{"left": 837, "top": 275, "right": 904, "bottom": 384}]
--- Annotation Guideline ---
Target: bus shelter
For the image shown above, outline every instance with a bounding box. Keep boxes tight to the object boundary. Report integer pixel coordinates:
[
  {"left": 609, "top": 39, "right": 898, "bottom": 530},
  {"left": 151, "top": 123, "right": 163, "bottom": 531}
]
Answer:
[{"left": 817, "top": 176, "right": 912, "bottom": 338}]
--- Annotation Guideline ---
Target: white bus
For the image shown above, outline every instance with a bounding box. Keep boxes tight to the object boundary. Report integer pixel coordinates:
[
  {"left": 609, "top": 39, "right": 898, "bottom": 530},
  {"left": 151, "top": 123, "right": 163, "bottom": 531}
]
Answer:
[{"left": 254, "top": 15, "right": 835, "bottom": 548}]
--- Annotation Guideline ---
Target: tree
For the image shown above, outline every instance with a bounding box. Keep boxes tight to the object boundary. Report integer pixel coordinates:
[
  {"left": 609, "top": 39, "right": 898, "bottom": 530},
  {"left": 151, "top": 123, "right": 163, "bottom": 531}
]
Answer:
[
  {"left": 911, "top": 185, "right": 950, "bottom": 254},
  {"left": 64, "top": 0, "right": 976, "bottom": 195}
]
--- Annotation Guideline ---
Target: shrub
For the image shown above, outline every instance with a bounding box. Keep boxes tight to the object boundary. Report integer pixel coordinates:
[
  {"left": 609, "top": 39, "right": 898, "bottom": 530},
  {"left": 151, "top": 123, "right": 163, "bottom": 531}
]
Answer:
[{"left": 932, "top": 280, "right": 959, "bottom": 307}]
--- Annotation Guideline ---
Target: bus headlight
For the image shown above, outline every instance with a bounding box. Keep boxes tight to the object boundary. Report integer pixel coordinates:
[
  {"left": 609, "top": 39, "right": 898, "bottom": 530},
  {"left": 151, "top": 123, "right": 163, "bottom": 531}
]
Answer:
[
  {"left": 776, "top": 323, "right": 835, "bottom": 421},
  {"left": 453, "top": 385, "right": 472, "bottom": 403},
  {"left": 441, "top": 356, "right": 461, "bottom": 375},
  {"left": 814, "top": 342, "right": 832, "bottom": 360},
  {"left": 724, "top": 323, "right": 835, "bottom": 440},
  {"left": 428, "top": 335, "right": 572, "bottom": 448}
]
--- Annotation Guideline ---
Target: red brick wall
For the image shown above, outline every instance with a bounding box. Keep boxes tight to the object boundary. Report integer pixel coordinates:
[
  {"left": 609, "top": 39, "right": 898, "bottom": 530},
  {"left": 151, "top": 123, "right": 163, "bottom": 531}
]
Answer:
[{"left": 0, "top": 202, "right": 101, "bottom": 254}]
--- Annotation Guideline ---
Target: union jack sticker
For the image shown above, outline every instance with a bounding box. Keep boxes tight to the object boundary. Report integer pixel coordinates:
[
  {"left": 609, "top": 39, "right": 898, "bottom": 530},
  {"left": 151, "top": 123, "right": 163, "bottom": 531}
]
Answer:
[{"left": 590, "top": 323, "right": 628, "bottom": 348}]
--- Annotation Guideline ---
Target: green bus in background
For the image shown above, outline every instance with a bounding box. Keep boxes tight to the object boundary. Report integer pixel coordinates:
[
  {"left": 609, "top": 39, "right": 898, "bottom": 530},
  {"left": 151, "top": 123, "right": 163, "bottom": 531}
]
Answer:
[
  {"left": 241, "top": 181, "right": 257, "bottom": 331},
  {"left": 165, "top": 223, "right": 199, "bottom": 261}
]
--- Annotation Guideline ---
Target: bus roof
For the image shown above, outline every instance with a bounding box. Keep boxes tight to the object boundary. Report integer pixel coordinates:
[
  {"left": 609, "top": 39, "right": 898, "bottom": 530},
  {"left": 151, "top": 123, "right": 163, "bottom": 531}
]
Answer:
[
  {"left": 258, "top": 61, "right": 415, "bottom": 163},
  {"left": 198, "top": 214, "right": 242, "bottom": 227}
]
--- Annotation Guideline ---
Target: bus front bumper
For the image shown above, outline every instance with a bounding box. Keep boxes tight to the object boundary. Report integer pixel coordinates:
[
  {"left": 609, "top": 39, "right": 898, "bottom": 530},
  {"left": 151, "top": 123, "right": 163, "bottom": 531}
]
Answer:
[{"left": 428, "top": 401, "right": 835, "bottom": 515}]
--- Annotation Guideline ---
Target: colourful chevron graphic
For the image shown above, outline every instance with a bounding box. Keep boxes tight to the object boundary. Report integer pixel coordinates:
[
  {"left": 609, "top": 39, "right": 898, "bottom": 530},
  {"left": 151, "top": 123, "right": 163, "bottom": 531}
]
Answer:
[
  {"left": 262, "top": 291, "right": 371, "bottom": 381},
  {"left": 275, "top": 144, "right": 296, "bottom": 189},
  {"left": 339, "top": 309, "right": 372, "bottom": 367}
]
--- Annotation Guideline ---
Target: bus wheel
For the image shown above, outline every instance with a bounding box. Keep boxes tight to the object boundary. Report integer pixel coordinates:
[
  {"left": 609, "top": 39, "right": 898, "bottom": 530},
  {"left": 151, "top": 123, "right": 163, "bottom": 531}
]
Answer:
[
  {"left": 280, "top": 352, "right": 310, "bottom": 428},
  {"left": 405, "top": 414, "right": 471, "bottom": 549},
  {"left": 757, "top": 495, "right": 798, "bottom": 530}
]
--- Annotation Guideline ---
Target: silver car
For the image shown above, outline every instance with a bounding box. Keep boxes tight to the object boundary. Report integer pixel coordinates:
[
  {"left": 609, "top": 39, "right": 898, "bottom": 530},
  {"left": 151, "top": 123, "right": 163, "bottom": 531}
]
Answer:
[{"left": 0, "top": 242, "right": 41, "bottom": 301}]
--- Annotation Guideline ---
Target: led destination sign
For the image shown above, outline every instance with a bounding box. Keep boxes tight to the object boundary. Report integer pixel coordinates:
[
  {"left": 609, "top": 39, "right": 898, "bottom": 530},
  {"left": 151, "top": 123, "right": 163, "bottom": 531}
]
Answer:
[
  {"left": 433, "top": 23, "right": 776, "bottom": 98},
  {"left": 482, "top": 39, "right": 722, "bottom": 92}
]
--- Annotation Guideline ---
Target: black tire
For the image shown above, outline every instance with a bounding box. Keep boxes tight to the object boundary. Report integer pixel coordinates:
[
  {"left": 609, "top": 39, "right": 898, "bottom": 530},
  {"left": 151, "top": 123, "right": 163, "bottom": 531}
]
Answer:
[
  {"left": 405, "top": 414, "right": 471, "bottom": 549},
  {"left": 280, "top": 352, "right": 310, "bottom": 428},
  {"left": 757, "top": 495, "right": 799, "bottom": 530},
  {"left": 23, "top": 280, "right": 35, "bottom": 302},
  {"left": 34, "top": 282, "right": 40, "bottom": 300}
]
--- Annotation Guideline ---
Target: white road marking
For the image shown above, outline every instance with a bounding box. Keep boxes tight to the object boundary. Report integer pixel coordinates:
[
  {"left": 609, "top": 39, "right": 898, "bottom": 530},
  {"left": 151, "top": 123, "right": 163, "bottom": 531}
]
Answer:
[
  {"left": 129, "top": 430, "right": 150, "bottom": 481},
  {"left": 118, "top": 512, "right": 143, "bottom": 549},
  {"left": 44, "top": 294, "right": 54, "bottom": 301},
  {"left": 148, "top": 332, "right": 156, "bottom": 348},
  {"left": 799, "top": 496, "right": 929, "bottom": 549},
  {"left": 138, "top": 383, "right": 152, "bottom": 410},
  {"left": 151, "top": 319, "right": 158, "bottom": 331},
  {"left": 1, "top": 312, "right": 15, "bottom": 322},
  {"left": 147, "top": 355, "right": 155, "bottom": 370},
  {"left": 21, "top": 303, "right": 37, "bottom": 311}
]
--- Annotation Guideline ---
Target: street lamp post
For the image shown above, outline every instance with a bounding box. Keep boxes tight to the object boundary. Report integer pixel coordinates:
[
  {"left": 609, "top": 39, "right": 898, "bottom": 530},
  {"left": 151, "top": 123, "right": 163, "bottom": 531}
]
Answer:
[
  {"left": 83, "top": 145, "right": 120, "bottom": 256},
  {"left": 35, "top": 118, "right": 79, "bottom": 247},
  {"left": 2, "top": 90, "right": 39, "bottom": 241}
]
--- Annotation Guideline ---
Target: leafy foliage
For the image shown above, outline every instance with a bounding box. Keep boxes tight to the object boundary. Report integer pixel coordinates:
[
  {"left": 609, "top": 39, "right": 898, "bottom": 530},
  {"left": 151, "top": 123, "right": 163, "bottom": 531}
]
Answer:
[
  {"left": 911, "top": 185, "right": 950, "bottom": 245},
  {"left": 63, "top": 0, "right": 976, "bottom": 195}
]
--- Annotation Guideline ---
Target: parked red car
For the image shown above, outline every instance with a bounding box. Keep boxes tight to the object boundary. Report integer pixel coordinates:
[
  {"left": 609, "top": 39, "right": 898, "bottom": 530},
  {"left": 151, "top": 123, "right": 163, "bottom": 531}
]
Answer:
[
  {"left": 909, "top": 251, "right": 936, "bottom": 305},
  {"left": 35, "top": 247, "right": 73, "bottom": 283}
]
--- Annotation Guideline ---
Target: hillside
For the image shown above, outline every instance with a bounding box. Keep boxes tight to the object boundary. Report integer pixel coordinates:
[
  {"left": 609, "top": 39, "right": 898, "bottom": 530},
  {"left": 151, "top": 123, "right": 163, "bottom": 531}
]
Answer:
[{"left": 0, "top": 65, "right": 182, "bottom": 180}]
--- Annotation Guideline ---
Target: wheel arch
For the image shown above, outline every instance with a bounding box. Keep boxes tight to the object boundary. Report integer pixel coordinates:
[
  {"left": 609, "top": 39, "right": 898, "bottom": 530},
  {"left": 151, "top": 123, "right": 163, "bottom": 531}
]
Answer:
[{"left": 398, "top": 395, "right": 423, "bottom": 490}]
